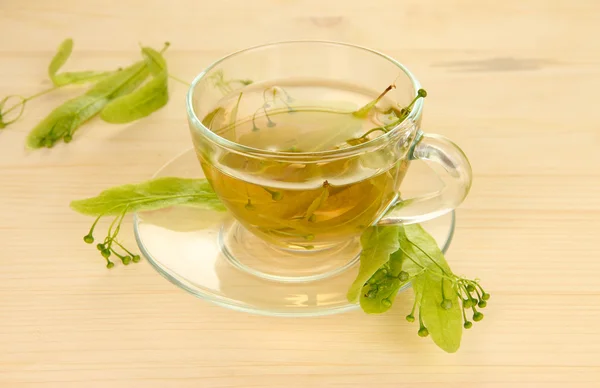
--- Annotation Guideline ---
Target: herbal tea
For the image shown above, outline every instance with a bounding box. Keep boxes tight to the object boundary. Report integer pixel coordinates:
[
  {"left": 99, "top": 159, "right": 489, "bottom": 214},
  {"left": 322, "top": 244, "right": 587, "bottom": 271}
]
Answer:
[{"left": 193, "top": 79, "right": 417, "bottom": 249}]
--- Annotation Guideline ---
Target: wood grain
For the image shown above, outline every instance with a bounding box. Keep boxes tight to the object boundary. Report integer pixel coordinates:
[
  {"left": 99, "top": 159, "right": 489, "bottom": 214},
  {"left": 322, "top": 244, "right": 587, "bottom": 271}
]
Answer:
[{"left": 1, "top": 0, "right": 599, "bottom": 387}]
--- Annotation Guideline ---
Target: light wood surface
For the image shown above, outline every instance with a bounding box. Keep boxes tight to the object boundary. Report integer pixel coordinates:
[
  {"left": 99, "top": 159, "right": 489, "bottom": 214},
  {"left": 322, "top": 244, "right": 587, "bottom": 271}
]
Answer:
[{"left": 1, "top": 1, "right": 599, "bottom": 387}]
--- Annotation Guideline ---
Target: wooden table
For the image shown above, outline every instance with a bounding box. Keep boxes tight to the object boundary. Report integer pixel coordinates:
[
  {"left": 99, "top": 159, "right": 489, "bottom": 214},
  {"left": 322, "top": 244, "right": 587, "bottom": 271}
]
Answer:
[{"left": 2, "top": 1, "right": 599, "bottom": 387}]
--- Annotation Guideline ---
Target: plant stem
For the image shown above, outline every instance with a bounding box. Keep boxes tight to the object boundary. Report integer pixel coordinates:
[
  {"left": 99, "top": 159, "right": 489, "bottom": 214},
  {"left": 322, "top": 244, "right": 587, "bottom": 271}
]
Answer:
[
  {"left": 113, "top": 240, "right": 135, "bottom": 256},
  {"left": 407, "top": 239, "right": 451, "bottom": 276},
  {"left": 168, "top": 74, "right": 189, "bottom": 86},
  {"left": 398, "top": 247, "right": 426, "bottom": 270},
  {"left": 2, "top": 86, "right": 63, "bottom": 118},
  {"left": 353, "top": 83, "right": 395, "bottom": 117}
]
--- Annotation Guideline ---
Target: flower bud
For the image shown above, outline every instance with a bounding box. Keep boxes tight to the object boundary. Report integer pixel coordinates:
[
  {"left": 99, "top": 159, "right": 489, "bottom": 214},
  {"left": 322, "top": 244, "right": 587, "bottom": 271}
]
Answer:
[{"left": 440, "top": 299, "right": 453, "bottom": 310}]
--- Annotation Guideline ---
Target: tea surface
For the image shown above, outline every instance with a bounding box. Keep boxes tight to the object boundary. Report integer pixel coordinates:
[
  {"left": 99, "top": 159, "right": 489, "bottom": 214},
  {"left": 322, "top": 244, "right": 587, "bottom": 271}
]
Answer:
[
  {"left": 195, "top": 80, "right": 408, "bottom": 249},
  {"left": 207, "top": 79, "right": 400, "bottom": 152}
]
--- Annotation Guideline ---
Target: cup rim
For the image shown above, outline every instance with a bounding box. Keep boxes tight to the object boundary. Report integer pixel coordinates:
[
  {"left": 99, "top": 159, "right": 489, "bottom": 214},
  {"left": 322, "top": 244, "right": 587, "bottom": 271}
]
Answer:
[{"left": 186, "top": 40, "right": 423, "bottom": 160}]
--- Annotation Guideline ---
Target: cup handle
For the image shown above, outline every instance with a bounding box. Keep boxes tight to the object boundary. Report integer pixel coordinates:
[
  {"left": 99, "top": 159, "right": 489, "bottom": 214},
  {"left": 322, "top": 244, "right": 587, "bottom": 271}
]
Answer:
[{"left": 378, "top": 130, "right": 473, "bottom": 226}]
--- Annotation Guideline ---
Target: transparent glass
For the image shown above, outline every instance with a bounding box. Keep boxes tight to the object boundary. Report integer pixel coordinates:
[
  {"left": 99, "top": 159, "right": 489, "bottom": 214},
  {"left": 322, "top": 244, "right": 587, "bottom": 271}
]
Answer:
[
  {"left": 186, "top": 41, "right": 472, "bottom": 253},
  {"left": 133, "top": 41, "right": 470, "bottom": 316},
  {"left": 133, "top": 148, "right": 456, "bottom": 316}
]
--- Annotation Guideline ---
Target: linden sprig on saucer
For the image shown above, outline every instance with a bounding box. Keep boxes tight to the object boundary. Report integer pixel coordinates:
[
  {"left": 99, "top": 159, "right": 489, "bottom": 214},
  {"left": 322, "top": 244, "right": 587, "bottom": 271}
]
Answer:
[
  {"left": 348, "top": 224, "right": 491, "bottom": 352},
  {"left": 71, "top": 177, "right": 226, "bottom": 268}
]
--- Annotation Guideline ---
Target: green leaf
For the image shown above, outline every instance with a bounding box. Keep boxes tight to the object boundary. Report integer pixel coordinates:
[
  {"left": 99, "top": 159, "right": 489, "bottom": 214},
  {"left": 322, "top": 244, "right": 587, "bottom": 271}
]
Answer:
[
  {"left": 48, "top": 38, "right": 73, "bottom": 82},
  {"left": 353, "top": 223, "right": 465, "bottom": 350},
  {"left": 26, "top": 95, "right": 107, "bottom": 148},
  {"left": 229, "top": 92, "right": 243, "bottom": 132},
  {"left": 0, "top": 95, "right": 26, "bottom": 128},
  {"left": 359, "top": 256, "right": 405, "bottom": 314},
  {"left": 100, "top": 73, "right": 167, "bottom": 123},
  {"left": 52, "top": 71, "right": 114, "bottom": 87},
  {"left": 100, "top": 48, "right": 168, "bottom": 123},
  {"left": 352, "top": 84, "right": 394, "bottom": 118},
  {"left": 359, "top": 227, "right": 411, "bottom": 314},
  {"left": 48, "top": 38, "right": 113, "bottom": 86},
  {"left": 87, "top": 61, "right": 150, "bottom": 99},
  {"left": 26, "top": 60, "right": 150, "bottom": 148},
  {"left": 70, "top": 177, "right": 226, "bottom": 216},
  {"left": 404, "top": 224, "right": 452, "bottom": 273},
  {"left": 403, "top": 224, "right": 462, "bottom": 353},
  {"left": 360, "top": 275, "right": 402, "bottom": 313},
  {"left": 202, "top": 107, "right": 224, "bottom": 128},
  {"left": 141, "top": 47, "right": 167, "bottom": 75},
  {"left": 359, "top": 148, "right": 394, "bottom": 170},
  {"left": 347, "top": 225, "right": 401, "bottom": 303},
  {"left": 293, "top": 112, "right": 362, "bottom": 152},
  {"left": 73, "top": 177, "right": 224, "bottom": 269},
  {"left": 412, "top": 272, "right": 462, "bottom": 353},
  {"left": 304, "top": 183, "right": 329, "bottom": 220}
]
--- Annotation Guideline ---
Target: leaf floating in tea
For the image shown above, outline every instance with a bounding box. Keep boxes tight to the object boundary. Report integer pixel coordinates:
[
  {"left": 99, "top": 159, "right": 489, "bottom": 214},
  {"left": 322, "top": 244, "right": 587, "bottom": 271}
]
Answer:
[
  {"left": 352, "top": 83, "right": 395, "bottom": 118},
  {"left": 304, "top": 180, "right": 330, "bottom": 221},
  {"left": 289, "top": 110, "right": 363, "bottom": 152},
  {"left": 345, "top": 88, "right": 428, "bottom": 147},
  {"left": 202, "top": 107, "right": 225, "bottom": 128},
  {"left": 228, "top": 92, "right": 243, "bottom": 138}
]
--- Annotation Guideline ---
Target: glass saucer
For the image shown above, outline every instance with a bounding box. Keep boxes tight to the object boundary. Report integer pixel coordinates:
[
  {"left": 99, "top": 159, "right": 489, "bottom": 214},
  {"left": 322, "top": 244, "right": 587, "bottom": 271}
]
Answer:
[{"left": 133, "top": 148, "right": 455, "bottom": 317}]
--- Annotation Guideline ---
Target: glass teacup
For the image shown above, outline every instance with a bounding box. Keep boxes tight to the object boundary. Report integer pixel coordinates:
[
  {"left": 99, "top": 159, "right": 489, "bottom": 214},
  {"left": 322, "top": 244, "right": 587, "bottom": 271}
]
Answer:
[{"left": 186, "top": 41, "right": 471, "bottom": 281}]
